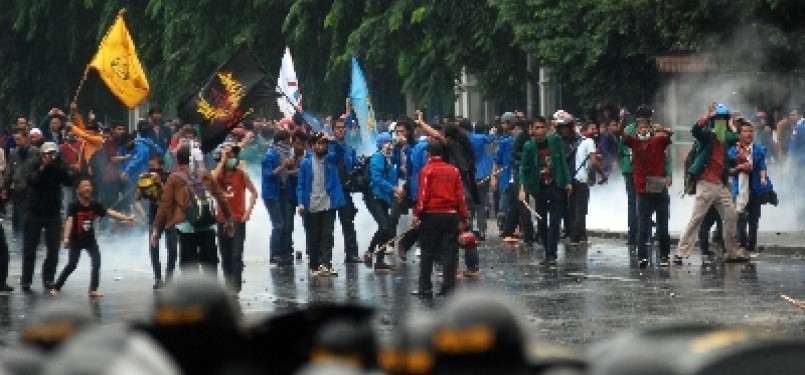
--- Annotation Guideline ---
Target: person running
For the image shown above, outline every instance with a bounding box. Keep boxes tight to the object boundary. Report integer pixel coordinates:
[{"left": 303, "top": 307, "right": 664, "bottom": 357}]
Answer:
[
  {"left": 50, "top": 177, "right": 135, "bottom": 297},
  {"left": 364, "top": 133, "right": 400, "bottom": 271}
]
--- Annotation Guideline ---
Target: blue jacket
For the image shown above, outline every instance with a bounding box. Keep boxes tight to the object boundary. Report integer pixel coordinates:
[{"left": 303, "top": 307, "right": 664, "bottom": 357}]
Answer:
[
  {"left": 788, "top": 119, "right": 805, "bottom": 165},
  {"left": 120, "top": 139, "right": 151, "bottom": 186},
  {"left": 495, "top": 135, "right": 513, "bottom": 191},
  {"left": 409, "top": 138, "right": 429, "bottom": 201},
  {"left": 296, "top": 143, "right": 345, "bottom": 211},
  {"left": 369, "top": 152, "right": 399, "bottom": 206},
  {"left": 334, "top": 141, "right": 357, "bottom": 175},
  {"left": 728, "top": 143, "right": 774, "bottom": 198},
  {"left": 470, "top": 133, "right": 495, "bottom": 180},
  {"left": 261, "top": 147, "right": 283, "bottom": 201}
]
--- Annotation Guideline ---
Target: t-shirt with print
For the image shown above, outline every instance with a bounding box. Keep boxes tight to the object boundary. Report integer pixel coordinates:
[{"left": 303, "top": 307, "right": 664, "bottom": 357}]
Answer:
[
  {"left": 537, "top": 141, "right": 553, "bottom": 185},
  {"left": 68, "top": 200, "right": 107, "bottom": 248}
]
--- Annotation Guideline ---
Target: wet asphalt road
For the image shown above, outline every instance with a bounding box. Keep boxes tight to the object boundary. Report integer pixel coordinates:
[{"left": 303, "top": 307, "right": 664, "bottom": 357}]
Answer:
[{"left": 1, "top": 220, "right": 803, "bottom": 349}]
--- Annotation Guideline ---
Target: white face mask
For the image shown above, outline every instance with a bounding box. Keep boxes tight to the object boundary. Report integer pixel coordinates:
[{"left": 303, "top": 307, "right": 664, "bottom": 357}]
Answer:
[{"left": 638, "top": 133, "right": 651, "bottom": 141}]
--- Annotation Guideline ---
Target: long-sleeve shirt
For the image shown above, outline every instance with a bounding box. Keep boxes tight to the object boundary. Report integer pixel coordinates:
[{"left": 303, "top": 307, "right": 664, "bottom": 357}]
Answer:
[
  {"left": 70, "top": 113, "right": 104, "bottom": 173},
  {"left": 414, "top": 157, "right": 468, "bottom": 220}
]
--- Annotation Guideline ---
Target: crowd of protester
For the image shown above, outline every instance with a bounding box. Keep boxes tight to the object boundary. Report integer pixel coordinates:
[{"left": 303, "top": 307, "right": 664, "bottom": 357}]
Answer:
[{"left": 0, "top": 99, "right": 797, "bottom": 298}]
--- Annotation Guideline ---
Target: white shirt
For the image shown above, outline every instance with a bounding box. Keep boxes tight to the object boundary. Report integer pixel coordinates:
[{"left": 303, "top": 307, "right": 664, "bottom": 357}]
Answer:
[{"left": 574, "top": 137, "right": 597, "bottom": 183}]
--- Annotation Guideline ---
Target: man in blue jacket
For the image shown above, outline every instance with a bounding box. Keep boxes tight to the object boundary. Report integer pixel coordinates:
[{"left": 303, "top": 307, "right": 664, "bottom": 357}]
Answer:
[
  {"left": 465, "top": 122, "right": 496, "bottom": 241},
  {"left": 119, "top": 132, "right": 155, "bottom": 215},
  {"left": 493, "top": 118, "right": 514, "bottom": 233},
  {"left": 332, "top": 117, "right": 362, "bottom": 263},
  {"left": 364, "top": 133, "right": 401, "bottom": 270},
  {"left": 262, "top": 130, "right": 295, "bottom": 266},
  {"left": 297, "top": 132, "right": 345, "bottom": 276}
]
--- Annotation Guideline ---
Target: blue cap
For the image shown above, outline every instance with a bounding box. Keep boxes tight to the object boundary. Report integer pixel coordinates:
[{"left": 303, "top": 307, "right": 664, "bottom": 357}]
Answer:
[
  {"left": 715, "top": 103, "right": 730, "bottom": 116},
  {"left": 376, "top": 133, "right": 392, "bottom": 149}
]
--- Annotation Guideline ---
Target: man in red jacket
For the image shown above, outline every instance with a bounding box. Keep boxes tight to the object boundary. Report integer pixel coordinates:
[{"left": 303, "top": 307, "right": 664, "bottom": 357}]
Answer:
[{"left": 412, "top": 140, "right": 469, "bottom": 297}]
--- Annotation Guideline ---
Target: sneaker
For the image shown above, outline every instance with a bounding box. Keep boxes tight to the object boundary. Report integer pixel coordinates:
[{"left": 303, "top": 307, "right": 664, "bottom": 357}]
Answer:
[
  {"left": 463, "top": 268, "right": 480, "bottom": 278},
  {"left": 309, "top": 268, "right": 321, "bottom": 277},
  {"left": 374, "top": 262, "right": 394, "bottom": 271},
  {"left": 0, "top": 284, "right": 13, "bottom": 292},
  {"left": 153, "top": 280, "right": 164, "bottom": 290},
  {"left": 702, "top": 256, "right": 713, "bottom": 266},
  {"left": 318, "top": 265, "right": 338, "bottom": 277},
  {"left": 673, "top": 255, "right": 684, "bottom": 266},
  {"left": 538, "top": 259, "right": 557, "bottom": 267},
  {"left": 88, "top": 290, "right": 104, "bottom": 298},
  {"left": 638, "top": 259, "right": 650, "bottom": 269},
  {"left": 658, "top": 257, "right": 670, "bottom": 267},
  {"left": 20, "top": 284, "right": 31, "bottom": 293},
  {"left": 43, "top": 281, "right": 56, "bottom": 291},
  {"left": 502, "top": 236, "right": 521, "bottom": 243},
  {"left": 397, "top": 244, "right": 407, "bottom": 261},
  {"left": 49, "top": 289, "right": 60, "bottom": 297}
]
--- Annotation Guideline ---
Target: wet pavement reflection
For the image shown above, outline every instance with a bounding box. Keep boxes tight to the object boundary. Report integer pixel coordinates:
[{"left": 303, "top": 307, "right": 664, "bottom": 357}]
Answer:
[{"left": 1, "top": 232, "right": 803, "bottom": 348}]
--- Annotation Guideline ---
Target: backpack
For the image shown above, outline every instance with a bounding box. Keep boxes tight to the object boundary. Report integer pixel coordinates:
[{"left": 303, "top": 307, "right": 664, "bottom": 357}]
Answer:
[
  {"left": 683, "top": 141, "right": 699, "bottom": 196},
  {"left": 345, "top": 155, "right": 371, "bottom": 193},
  {"left": 175, "top": 172, "right": 217, "bottom": 228}
]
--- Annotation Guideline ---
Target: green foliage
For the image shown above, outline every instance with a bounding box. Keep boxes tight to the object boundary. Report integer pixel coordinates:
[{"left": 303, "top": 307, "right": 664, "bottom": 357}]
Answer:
[{"left": 2, "top": 0, "right": 805, "bottom": 123}]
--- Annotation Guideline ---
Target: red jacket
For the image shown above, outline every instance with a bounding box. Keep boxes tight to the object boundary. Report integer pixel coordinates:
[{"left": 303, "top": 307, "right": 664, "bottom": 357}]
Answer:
[
  {"left": 625, "top": 134, "right": 671, "bottom": 194},
  {"left": 414, "top": 157, "right": 468, "bottom": 220}
]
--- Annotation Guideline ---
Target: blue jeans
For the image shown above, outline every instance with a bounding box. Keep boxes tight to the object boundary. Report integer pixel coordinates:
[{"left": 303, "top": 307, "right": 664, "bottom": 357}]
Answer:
[{"left": 264, "top": 200, "right": 284, "bottom": 259}]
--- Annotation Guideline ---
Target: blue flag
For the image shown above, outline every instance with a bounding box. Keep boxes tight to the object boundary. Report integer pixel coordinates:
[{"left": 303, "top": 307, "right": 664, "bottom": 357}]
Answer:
[{"left": 349, "top": 56, "right": 377, "bottom": 154}]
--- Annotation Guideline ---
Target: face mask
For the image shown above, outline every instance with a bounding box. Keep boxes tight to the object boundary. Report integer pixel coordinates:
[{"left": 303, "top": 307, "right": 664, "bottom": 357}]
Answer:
[
  {"left": 225, "top": 158, "right": 238, "bottom": 170},
  {"left": 638, "top": 133, "right": 651, "bottom": 141}
]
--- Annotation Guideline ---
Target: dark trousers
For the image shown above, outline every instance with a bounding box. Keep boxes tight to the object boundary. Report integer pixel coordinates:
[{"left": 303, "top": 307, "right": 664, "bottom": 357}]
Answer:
[
  {"left": 471, "top": 180, "right": 490, "bottom": 236},
  {"left": 178, "top": 230, "right": 218, "bottom": 275},
  {"left": 623, "top": 173, "right": 638, "bottom": 244},
  {"left": 737, "top": 196, "right": 762, "bottom": 251},
  {"left": 418, "top": 213, "right": 459, "bottom": 294},
  {"left": 337, "top": 194, "right": 359, "bottom": 258},
  {"left": 533, "top": 184, "right": 566, "bottom": 259},
  {"left": 11, "top": 191, "right": 26, "bottom": 240},
  {"left": 280, "top": 200, "right": 296, "bottom": 258},
  {"left": 0, "top": 227, "right": 8, "bottom": 285},
  {"left": 364, "top": 195, "right": 392, "bottom": 264},
  {"left": 148, "top": 205, "right": 177, "bottom": 281},
  {"left": 502, "top": 184, "right": 533, "bottom": 242},
  {"left": 265, "top": 199, "right": 284, "bottom": 258},
  {"left": 570, "top": 180, "right": 590, "bottom": 241},
  {"left": 54, "top": 242, "right": 101, "bottom": 291},
  {"left": 305, "top": 209, "right": 336, "bottom": 270},
  {"left": 217, "top": 222, "right": 246, "bottom": 291},
  {"left": 637, "top": 192, "right": 671, "bottom": 259},
  {"left": 390, "top": 197, "right": 413, "bottom": 235},
  {"left": 698, "top": 207, "right": 723, "bottom": 255},
  {"left": 21, "top": 215, "right": 61, "bottom": 286}
]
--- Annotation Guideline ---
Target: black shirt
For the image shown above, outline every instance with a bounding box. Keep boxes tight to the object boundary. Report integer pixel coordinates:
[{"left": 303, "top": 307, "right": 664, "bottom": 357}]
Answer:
[
  {"left": 68, "top": 200, "right": 106, "bottom": 247},
  {"left": 26, "top": 161, "right": 72, "bottom": 219}
]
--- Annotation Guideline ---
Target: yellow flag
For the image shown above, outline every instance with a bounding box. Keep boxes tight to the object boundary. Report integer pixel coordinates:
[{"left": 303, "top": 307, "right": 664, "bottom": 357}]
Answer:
[{"left": 89, "top": 12, "right": 149, "bottom": 109}]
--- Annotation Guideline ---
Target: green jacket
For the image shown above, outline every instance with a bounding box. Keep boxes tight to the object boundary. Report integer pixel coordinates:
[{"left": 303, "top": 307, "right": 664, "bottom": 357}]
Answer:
[
  {"left": 519, "top": 134, "right": 571, "bottom": 195},
  {"left": 688, "top": 118, "right": 738, "bottom": 185},
  {"left": 618, "top": 123, "right": 637, "bottom": 174}
]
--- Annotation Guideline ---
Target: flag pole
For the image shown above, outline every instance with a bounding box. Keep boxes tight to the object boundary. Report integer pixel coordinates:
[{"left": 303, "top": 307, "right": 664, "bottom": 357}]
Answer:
[{"left": 70, "top": 8, "right": 127, "bottom": 114}]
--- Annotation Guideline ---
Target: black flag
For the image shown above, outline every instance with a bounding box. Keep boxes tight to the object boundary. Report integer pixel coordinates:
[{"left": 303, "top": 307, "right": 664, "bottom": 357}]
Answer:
[{"left": 178, "top": 45, "right": 278, "bottom": 153}]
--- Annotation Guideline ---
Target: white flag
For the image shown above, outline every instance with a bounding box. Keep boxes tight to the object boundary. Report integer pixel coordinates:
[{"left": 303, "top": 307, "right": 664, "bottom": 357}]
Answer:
[{"left": 277, "top": 47, "right": 299, "bottom": 119}]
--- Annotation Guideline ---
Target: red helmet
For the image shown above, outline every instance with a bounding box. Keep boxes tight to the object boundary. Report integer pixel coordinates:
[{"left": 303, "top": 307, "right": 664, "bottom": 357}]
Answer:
[{"left": 457, "top": 230, "right": 479, "bottom": 249}]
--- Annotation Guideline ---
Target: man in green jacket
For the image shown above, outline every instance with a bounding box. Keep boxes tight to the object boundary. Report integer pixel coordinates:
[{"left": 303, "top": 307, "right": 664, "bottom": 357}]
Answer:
[
  {"left": 519, "top": 116, "right": 572, "bottom": 266},
  {"left": 675, "top": 103, "right": 750, "bottom": 264}
]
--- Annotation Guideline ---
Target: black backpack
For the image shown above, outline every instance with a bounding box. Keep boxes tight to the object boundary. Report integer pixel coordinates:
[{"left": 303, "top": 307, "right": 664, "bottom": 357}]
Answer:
[
  {"left": 345, "top": 155, "right": 371, "bottom": 193},
  {"left": 683, "top": 141, "right": 699, "bottom": 196},
  {"left": 175, "top": 172, "right": 217, "bottom": 229}
]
